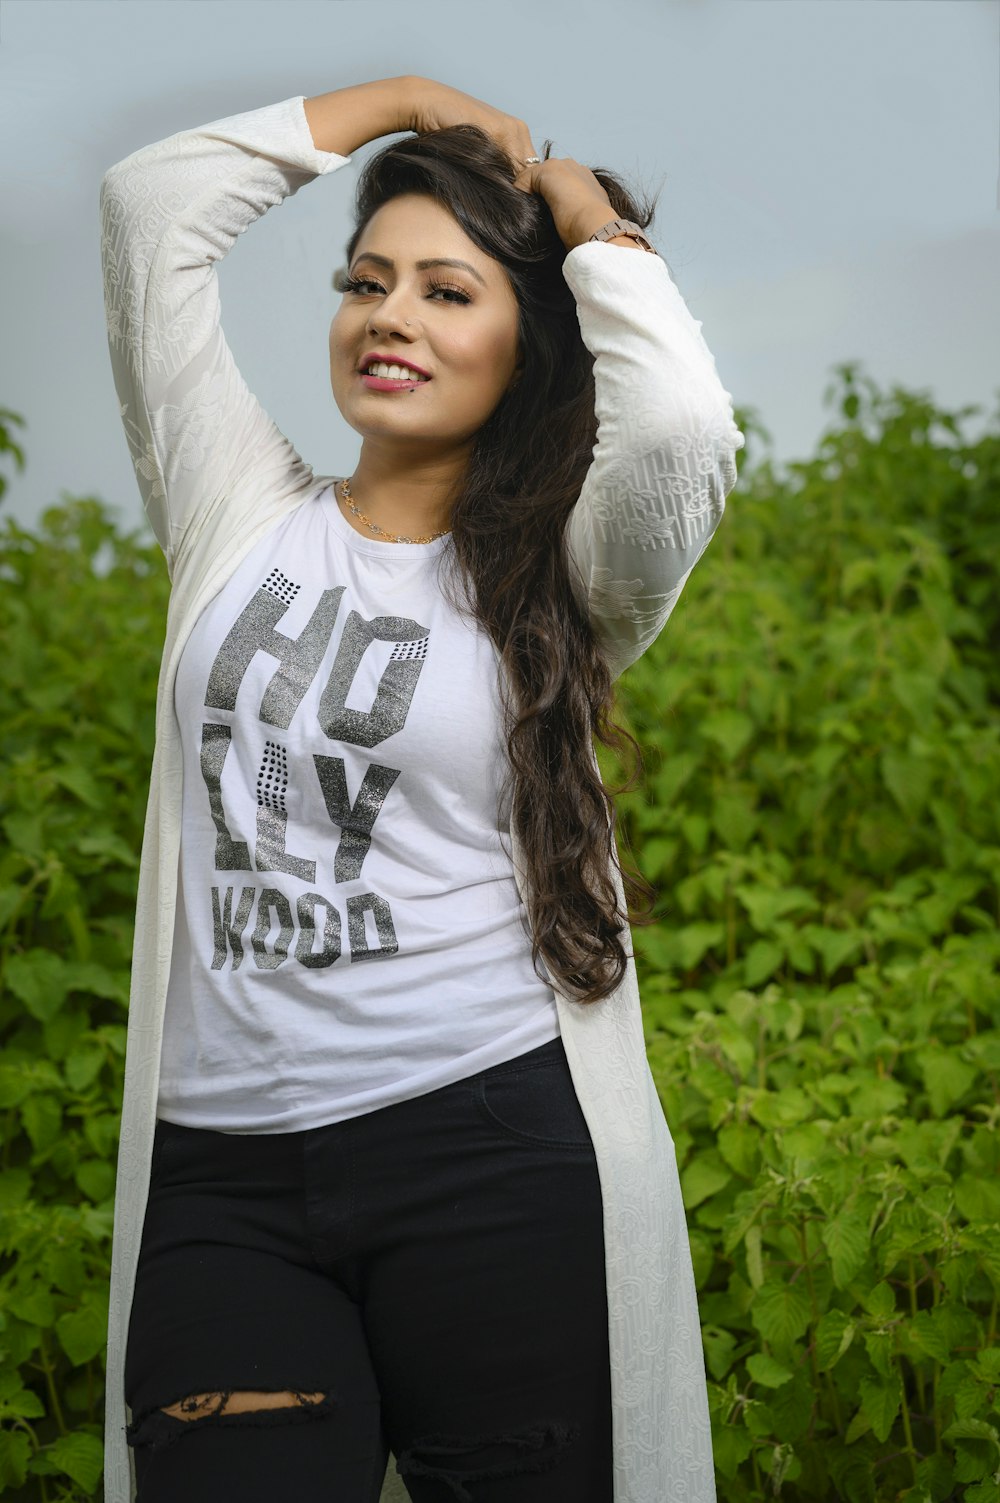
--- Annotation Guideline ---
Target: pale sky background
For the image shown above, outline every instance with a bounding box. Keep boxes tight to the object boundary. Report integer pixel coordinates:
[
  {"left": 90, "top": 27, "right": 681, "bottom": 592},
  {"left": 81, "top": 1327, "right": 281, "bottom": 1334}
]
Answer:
[{"left": 0, "top": 0, "right": 997, "bottom": 536}]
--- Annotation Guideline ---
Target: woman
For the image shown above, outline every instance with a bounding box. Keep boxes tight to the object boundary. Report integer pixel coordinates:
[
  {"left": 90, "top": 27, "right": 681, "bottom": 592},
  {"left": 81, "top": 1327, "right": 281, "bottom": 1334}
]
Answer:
[{"left": 99, "top": 73, "right": 744, "bottom": 1502}]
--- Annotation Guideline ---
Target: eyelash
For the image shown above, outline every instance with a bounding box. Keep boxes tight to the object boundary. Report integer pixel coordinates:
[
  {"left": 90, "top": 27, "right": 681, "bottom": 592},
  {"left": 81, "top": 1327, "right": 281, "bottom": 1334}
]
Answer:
[{"left": 341, "top": 273, "right": 472, "bottom": 305}]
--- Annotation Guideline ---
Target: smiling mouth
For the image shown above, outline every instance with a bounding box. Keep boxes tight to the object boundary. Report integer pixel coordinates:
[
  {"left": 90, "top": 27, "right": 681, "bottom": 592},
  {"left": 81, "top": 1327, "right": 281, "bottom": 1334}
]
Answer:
[{"left": 360, "top": 362, "right": 431, "bottom": 382}]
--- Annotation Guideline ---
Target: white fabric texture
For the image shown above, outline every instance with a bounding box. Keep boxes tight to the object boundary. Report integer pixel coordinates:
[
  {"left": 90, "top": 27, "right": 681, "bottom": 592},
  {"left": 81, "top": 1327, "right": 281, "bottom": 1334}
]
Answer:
[{"left": 98, "top": 93, "right": 745, "bottom": 1502}]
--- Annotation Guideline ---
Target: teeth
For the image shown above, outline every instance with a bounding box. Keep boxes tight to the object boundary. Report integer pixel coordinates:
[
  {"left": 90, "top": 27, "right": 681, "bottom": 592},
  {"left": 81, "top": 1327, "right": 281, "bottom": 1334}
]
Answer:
[{"left": 365, "top": 362, "right": 429, "bottom": 381}]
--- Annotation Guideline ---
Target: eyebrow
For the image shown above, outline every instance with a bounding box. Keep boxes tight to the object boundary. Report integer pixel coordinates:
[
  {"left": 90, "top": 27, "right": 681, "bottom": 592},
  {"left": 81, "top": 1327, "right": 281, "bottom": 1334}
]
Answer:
[{"left": 350, "top": 251, "right": 487, "bottom": 288}]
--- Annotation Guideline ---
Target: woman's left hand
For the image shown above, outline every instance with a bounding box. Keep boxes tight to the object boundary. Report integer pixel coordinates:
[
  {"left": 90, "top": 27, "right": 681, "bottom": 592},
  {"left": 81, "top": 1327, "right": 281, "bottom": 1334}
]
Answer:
[{"left": 513, "top": 156, "right": 616, "bottom": 252}]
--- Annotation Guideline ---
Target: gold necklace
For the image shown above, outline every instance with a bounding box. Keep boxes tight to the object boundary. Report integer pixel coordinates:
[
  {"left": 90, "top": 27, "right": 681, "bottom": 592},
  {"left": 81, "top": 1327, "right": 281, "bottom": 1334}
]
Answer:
[{"left": 339, "top": 476, "right": 450, "bottom": 545}]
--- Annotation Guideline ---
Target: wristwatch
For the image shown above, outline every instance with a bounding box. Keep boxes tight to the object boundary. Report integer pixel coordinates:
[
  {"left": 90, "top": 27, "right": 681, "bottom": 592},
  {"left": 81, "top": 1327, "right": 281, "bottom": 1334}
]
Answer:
[{"left": 588, "top": 217, "right": 656, "bottom": 253}]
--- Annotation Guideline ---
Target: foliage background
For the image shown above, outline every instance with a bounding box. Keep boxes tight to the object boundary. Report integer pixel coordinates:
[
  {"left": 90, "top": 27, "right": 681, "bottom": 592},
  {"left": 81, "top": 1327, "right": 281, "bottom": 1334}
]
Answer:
[{"left": 0, "top": 364, "right": 998, "bottom": 1500}]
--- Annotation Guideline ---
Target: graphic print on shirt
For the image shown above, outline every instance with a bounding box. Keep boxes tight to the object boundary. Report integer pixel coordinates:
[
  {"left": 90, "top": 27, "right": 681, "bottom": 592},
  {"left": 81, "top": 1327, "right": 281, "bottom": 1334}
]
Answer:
[{"left": 199, "top": 567, "right": 429, "bottom": 973}]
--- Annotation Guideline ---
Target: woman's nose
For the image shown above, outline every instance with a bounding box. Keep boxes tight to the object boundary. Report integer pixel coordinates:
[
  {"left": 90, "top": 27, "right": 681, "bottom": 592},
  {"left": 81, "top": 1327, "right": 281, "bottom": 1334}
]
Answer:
[{"left": 368, "top": 291, "right": 419, "bottom": 333}]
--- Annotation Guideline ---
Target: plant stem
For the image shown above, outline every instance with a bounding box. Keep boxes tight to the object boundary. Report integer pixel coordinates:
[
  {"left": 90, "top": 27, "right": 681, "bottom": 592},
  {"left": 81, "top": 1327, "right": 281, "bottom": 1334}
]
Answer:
[
  {"left": 899, "top": 1373, "right": 919, "bottom": 1485},
  {"left": 38, "top": 1333, "right": 67, "bottom": 1434},
  {"left": 908, "top": 1257, "right": 927, "bottom": 1414}
]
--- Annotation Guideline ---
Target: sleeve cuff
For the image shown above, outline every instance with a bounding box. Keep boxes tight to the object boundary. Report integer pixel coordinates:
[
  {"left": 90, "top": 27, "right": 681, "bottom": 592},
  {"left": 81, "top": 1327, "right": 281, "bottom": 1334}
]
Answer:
[{"left": 194, "top": 94, "right": 352, "bottom": 178}]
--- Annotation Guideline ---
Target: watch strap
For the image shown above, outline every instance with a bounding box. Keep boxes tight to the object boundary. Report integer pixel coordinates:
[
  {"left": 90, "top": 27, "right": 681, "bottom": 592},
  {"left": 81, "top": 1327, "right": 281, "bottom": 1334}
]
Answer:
[{"left": 587, "top": 217, "right": 656, "bottom": 253}]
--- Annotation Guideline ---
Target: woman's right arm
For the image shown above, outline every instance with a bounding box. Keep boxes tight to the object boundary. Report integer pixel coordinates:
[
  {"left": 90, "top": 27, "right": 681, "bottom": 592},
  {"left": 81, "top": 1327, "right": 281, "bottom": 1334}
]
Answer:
[
  {"left": 302, "top": 76, "right": 415, "bottom": 155},
  {"left": 99, "top": 81, "right": 411, "bottom": 580}
]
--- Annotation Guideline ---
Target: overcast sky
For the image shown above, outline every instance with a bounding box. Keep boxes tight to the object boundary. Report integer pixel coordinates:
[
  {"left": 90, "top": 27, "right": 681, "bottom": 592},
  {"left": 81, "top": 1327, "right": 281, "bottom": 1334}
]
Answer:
[{"left": 1, "top": 0, "right": 997, "bottom": 535}]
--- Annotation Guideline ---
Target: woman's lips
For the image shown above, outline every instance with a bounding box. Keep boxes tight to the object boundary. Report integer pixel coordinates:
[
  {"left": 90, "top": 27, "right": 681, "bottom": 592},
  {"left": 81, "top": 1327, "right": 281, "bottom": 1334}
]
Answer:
[{"left": 359, "top": 372, "right": 432, "bottom": 391}]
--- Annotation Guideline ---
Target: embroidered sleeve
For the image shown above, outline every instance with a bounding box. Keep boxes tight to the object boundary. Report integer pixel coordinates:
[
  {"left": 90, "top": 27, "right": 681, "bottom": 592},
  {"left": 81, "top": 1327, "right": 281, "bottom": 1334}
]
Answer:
[
  {"left": 99, "top": 96, "right": 350, "bottom": 579},
  {"left": 560, "top": 243, "right": 745, "bottom": 680}
]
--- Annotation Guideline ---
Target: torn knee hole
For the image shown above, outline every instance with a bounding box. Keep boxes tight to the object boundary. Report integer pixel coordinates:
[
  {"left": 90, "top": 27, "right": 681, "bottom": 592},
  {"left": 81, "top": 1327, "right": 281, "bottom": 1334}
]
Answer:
[
  {"left": 396, "top": 1421, "right": 580, "bottom": 1503},
  {"left": 126, "top": 1388, "right": 336, "bottom": 1451},
  {"left": 161, "top": 1389, "right": 327, "bottom": 1419}
]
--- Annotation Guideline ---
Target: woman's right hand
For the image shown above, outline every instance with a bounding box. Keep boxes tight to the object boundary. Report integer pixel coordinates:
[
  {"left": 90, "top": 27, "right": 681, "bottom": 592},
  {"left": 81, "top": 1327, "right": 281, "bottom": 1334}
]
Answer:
[{"left": 403, "top": 75, "right": 541, "bottom": 178}]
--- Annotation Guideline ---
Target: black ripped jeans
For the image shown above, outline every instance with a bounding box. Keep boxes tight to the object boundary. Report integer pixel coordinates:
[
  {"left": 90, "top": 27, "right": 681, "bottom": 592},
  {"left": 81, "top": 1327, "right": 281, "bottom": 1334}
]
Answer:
[{"left": 123, "top": 1034, "right": 613, "bottom": 1502}]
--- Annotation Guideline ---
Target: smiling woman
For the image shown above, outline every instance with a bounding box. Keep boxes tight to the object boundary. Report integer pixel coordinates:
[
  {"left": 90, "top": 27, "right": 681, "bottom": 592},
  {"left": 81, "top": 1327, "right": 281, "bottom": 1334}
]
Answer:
[
  {"left": 327, "top": 190, "right": 524, "bottom": 541},
  {"left": 99, "top": 70, "right": 743, "bottom": 1503}
]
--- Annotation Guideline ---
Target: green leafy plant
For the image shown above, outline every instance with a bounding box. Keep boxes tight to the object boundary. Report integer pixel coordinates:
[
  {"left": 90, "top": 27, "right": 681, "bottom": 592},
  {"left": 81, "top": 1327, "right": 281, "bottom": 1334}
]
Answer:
[
  {"left": 0, "top": 446, "right": 168, "bottom": 1499},
  {"left": 0, "top": 362, "right": 997, "bottom": 1500},
  {"left": 603, "top": 365, "right": 1000, "bottom": 1502}
]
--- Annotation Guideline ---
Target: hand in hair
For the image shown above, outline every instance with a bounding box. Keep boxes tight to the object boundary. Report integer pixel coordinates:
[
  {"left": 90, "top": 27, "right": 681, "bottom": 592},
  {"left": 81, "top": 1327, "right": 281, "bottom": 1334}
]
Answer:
[
  {"left": 406, "top": 74, "right": 540, "bottom": 175},
  {"left": 406, "top": 75, "right": 618, "bottom": 252}
]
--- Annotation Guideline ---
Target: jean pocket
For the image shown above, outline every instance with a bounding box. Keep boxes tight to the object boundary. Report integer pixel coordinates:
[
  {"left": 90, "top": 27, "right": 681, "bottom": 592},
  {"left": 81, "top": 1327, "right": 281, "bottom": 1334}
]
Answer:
[
  {"left": 149, "top": 1118, "right": 202, "bottom": 1181},
  {"left": 475, "top": 1040, "right": 594, "bottom": 1149}
]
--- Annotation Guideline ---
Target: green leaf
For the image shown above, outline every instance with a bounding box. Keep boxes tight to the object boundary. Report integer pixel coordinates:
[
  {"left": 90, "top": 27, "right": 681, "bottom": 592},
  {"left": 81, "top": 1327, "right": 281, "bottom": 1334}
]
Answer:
[
  {"left": 681, "top": 1150, "right": 732, "bottom": 1209},
  {"left": 804, "top": 923, "right": 866, "bottom": 976},
  {"left": 915, "top": 1453, "right": 954, "bottom": 1502},
  {"left": 821, "top": 1210, "right": 870, "bottom": 1288},
  {"left": 963, "top": 1483, "right": 1000, "bottom": 1503},
  {"left": 815, "top": 1309, "right": 855, "bottom": 1370},
  {"left": 750, "top": 1280, "right": 812, "bottom": 1349},
  {"left": 736, "top": 884, "right": 816, "bottom": 932},
  {"left": 76, "top": 1158, "right": 116, "bottom": 1203},
  {"left": 702, "top": 1325, "right": 737, "bottom": 1381},
  {"left": 64, "top": 961, "right": 130, "bottom": 1003},
  {"left": 0, "top": 1167, "right": 32, "bottom": 1208},
  {"left": 881, "top": 748, "right": 933, "bottom": 817},
  {"left": 744, "top": 939, "right": 783, "bottom": 987},
  {"left": 717, "top": 1121, "right": 758, "bottom": 1180},
  {"left": 0, "top": 1430, "right": 31, "bottom": 1490},
  {"left": 863, "top": 1328, "right": 895, "bottom": 1380},
  {"left": 0, "top": 885, "right": 24, "bottom": 928},
  {"left": 910, "top": 1308, "right": 953, "bottom": 1363},
  {"left": 954, "top": 1172, "right": 1000, "bottom": 1223},
  {"left": 700, "top": 709, "right": 755, "bottom": 760},
  {"left": 749, "top": 1087, "right": 812, "bottom": 1129},
  {"left": 859, "top": 1372, "right": 902, "bottom": 1443},
  {"left": 673, "top": 922, "right": 725, "bottom": 970},
  {"left": 711, "top": 793, "right": 758, "bottom": 850},
  {"left": 917, "top": 1047, "right": 977, "bottom": 1117},
  {"left": 782, "top": 1122, "right": 829, "bottom": 1169},
  {"left": 41, "top": 1432, "right": 104, "bottom": 1494},
  {"left": 3, "top": 811, "right": 45, "bottom": 856},
  {"left": 942, "top": 1418, "right": 1000, "bottom": 1447},
  {"left": 746, "top": 1351, "right": 794, "bottom": 1387},
  {"left": 64, "top": 1043, "right": 105, "bottom": 1091},
  {"left": 680, "top": 813, "right": 710, "bottom": 853},
  {"left": 844, "top": 1407, "right": 873, "bottom": 1446},
  {"left": 5, "top": 949, "right": 70, "bottom": 1022},
  {"left": 75, "top": 831, "right": 140, "bottom": 867},
  {"left": 7, "top": 1282, "right": 56, "bottom": 1328},
  {"left": 863, "top": 1281, "right": 895, "bottom": 1320},
  {"left": 745, "top": 1223, "right": 764, "bottom": 1289},
  {"left": 55, "top": 1295, "right": 108, "bottom": 1366},
  {"left": 768, "top": 1379, "right": 813, "bottom": 1442},
  {"left": 20, "top": 1093, "right": 62, "bottom": 1151},
  {"left": 710, "top": 1420, "right": 754, "bottom": 1480},
  {"left": 51, "top": 763, "right": 104, "bottom": 808},
  {"left": 715, "top": 1019, "right": 755, "bottom": 1078},
  {"left": 0, "top": 1384, "right": 45, "bottom": 1420}
]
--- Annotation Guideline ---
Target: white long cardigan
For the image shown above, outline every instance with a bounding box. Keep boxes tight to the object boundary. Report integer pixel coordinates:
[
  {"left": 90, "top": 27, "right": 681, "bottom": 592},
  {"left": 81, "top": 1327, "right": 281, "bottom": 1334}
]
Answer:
[{"left": 98, "top": 94, "right": 744, "bottom": 1503}]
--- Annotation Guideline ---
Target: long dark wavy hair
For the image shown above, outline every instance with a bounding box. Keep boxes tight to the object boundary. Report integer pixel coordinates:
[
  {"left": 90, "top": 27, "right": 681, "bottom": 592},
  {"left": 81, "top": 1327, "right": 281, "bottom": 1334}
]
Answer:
[{"left": 335, "top": 123, "right": 665, "bottom": 1005}]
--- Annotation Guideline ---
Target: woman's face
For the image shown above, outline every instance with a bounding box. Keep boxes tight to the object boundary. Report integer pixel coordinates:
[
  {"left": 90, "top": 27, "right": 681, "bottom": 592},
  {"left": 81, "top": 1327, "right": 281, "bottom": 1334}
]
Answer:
[{"left": 329, "top": 194, "right": 522, "bottom": 452}]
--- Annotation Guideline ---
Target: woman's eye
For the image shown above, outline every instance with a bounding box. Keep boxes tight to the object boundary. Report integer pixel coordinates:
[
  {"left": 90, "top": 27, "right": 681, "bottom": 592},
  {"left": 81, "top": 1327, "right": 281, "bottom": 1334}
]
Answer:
[
  {"left": 428, "top": 282, "right": 472, "bottom": 304},
  {"left": 344, "top": 274, "right": 469, "bottom": 304}
]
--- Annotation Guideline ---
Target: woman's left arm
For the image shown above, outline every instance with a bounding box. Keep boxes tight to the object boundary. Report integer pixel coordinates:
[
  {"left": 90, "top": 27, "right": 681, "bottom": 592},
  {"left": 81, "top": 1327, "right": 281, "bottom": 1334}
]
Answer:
[
  {"left": 521, "top": 158, "right": 745, "bottom": 679},
  {"left": 560, "top": 239, "right": 745, "bottom": 681}
]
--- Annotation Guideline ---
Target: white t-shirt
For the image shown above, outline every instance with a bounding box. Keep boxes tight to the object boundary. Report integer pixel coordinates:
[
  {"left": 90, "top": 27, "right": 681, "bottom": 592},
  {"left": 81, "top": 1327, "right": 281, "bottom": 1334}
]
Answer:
[{"left": 157, "top": 481, "right": 561, "bottom": 1132}]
